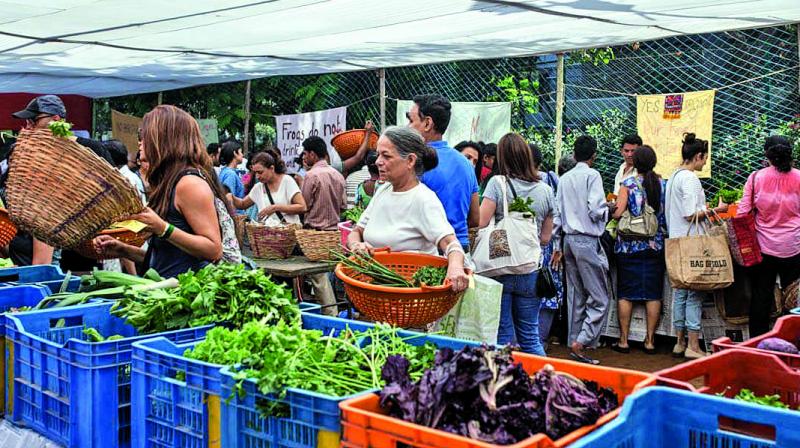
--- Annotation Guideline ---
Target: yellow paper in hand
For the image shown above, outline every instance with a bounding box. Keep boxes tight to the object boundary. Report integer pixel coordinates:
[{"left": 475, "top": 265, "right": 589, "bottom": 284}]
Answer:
[{"left": 109, "top": 220, "right": 147, "bottom": 233}]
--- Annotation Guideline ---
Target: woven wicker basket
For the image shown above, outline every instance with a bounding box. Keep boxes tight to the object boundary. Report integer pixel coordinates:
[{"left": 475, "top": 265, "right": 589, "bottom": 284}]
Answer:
[
  {"left": 72, "top": 228, "right": 150, "bottom": 260},
  {"left": 246, "top": 223, "right": 300, "bottom": 259},
  {"left": 295, "top": 229, "right": 341, "bottom": 261},
  {"left": 331, "top": 129, "right": 379, "bottom": 160},
  {"left": 0, "top": 208, "right": 17, "bottom": 247},
  {"left": 7, "top": 128, "right": 144, "bottom": 248}
]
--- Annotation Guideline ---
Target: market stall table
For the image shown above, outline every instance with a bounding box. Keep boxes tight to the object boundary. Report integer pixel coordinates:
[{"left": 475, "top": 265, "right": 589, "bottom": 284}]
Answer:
[{"left": 244, "top": 249, "right": 347, "bottom": 314}]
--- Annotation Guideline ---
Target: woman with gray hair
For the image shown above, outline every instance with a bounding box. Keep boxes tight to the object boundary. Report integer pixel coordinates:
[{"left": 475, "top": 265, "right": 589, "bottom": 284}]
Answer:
[{"left": 346, "top": 126, "right": 469, "bottom": 292}]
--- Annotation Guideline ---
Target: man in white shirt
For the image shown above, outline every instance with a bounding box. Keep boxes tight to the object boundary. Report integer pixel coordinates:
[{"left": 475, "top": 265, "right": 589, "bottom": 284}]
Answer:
[{"left": 612, "top": 134, "right": 643, "bottom": 195}]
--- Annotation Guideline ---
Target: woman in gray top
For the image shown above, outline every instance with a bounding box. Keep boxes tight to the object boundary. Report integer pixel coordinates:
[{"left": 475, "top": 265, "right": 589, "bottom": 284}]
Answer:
[{"left": 478, "top": 132, "right": 557, "bottom": 355}]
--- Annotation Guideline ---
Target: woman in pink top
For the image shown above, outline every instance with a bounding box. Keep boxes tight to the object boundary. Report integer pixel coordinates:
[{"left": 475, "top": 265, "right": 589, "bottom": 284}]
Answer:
[{"left": 738, "top": 135, "right": 800, "bottom": 336}]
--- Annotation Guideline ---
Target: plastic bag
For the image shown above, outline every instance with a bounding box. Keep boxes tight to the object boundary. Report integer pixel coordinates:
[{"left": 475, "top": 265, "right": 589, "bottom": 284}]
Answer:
[{"left": 431, "top": 274, "right": 502, "bottom": 344}]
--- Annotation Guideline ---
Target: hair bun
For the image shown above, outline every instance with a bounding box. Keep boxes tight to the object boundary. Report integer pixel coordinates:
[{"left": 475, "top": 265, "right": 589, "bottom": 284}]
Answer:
[
  {"left": 683, "top": 133, "right": 697, "bottom": 145},
  {"left": 422, "top": 146, "right": 439, "bottom": 172}
]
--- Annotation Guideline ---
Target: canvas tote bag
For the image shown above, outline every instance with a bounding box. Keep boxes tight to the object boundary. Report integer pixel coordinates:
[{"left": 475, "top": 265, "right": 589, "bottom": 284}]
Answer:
[{"left": 666, "top": 215, "right": 734, "bottom": 291}]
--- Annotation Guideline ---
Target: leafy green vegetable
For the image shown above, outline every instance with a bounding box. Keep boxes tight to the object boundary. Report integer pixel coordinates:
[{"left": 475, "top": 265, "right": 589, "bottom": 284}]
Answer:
[
  {"left": 721, "top": 388, "right": 791, "bottom": 409},
  {"left": 185, "top": 320, "right": 437, "bottom": 414},
  {"left": 412, "top": 266, "right": 447, "bottom": 287},
  {"left": 81, "top": 327, "right": 124, "bottom": 343},
  {"left": 0, "top": 258, "right": 13, "bottom": 268},
  {"left": 48, "top": 120, "right": 74, "bottom": 138},
  {"left": 112, "top": 263, "right": 299, "bottom": 334},
  {"left": 341, "top": 206, "right": 364, "bottom": 224},
  {"left": 509, "top": 197, "right": 536, "bottom": 217},
  {"left": 711, "top": 187, "right": 743, "bottom": 206}
]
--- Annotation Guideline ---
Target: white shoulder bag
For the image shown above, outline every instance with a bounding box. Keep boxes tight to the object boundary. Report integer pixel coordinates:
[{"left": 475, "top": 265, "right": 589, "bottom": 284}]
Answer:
[{"left": 472, "top": 176, "right": 541, "bottom": 277}]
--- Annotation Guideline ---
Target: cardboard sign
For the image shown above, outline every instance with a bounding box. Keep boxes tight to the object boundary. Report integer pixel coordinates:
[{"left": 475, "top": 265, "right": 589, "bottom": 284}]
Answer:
[
  {"left": 111, "top": 110, "right": 142, "bottom": 156},
  {"left": 396, "top": 100, "right": 511, "bottom": 145}
]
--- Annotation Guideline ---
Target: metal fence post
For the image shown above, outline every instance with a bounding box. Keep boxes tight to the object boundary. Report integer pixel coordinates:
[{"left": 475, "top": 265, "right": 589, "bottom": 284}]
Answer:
[
  {"left": 555, "top": 53, "right": 565, "bottom": 166},
  {"left": 379, "top": 68, "right": 386, "bottom": 131},
  {"left": 243, "top": 79, "right": 252, "bottom": 153}
]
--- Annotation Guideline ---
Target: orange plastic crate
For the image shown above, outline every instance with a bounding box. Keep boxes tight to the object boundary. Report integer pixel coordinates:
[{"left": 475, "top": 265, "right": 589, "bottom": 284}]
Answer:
[
  {"left": 712, "top": 315, "right": 800, "bottom": 369},
  {"left": 339, "top": 352, "right": 655, "bottom": 448}
]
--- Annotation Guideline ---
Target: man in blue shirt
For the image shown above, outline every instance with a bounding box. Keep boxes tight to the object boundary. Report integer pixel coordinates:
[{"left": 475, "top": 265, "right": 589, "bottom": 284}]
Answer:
[{"left": 407, "top": 94, "right": 479, "bottom": 251}]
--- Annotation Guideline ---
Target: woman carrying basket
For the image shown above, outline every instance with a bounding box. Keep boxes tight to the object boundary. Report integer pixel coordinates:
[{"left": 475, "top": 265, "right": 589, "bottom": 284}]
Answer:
[
  {"left": 95, "top": 105, "right": 232, "bottom": 278},
  {"left": 346, "top": 126, "right": 469, "bottom": 293},
  {"left": 229, "top": 150, "right": 307, "bottom": 224}
]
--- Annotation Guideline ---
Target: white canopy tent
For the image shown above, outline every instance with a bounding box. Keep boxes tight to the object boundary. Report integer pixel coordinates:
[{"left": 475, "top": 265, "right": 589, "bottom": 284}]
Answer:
[{"left": 0, "top": 0, "right": 798, "bottom": 97}]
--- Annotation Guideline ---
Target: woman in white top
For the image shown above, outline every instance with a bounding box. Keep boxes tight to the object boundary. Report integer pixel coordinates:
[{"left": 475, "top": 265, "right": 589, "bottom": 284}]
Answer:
[
  {"left": 229, "top": 151, "right": 307, "bottom": 224},
  {"left": 347, "top": 126, "right": 469, "bottom": 292},
  {"left": 664, "top": 133, "right": 729, "bottom": 360}
]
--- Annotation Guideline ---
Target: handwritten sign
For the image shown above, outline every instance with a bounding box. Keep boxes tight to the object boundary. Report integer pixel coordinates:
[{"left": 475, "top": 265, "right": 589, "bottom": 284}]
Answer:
[
  {"left": 637, "top": 90, "right": 715, "bottom": 178},
  {"left": 275, "top": 106, "right": 346, "bottom": 172},
  {"left": 396, "top": 100, "right": 511, "bottom": 145},
  {"left": 196, "top": 118, "right": 219, "bottom": 146},
  {"left": 111, "top": 110, "right": 142, "bottom": 156}
]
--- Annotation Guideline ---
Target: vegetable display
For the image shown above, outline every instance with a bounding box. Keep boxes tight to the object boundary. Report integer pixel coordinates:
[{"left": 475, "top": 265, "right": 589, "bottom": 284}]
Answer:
[
  {"left": 112, "top": 263, "right": 299, "bottom": 334},
  {"left": 185, "top": 320, "right": 437, "bottom": 410},
  {"left": 34, "top": 269, "right": 175, "bottom": 309},
  {"left": 380, "top": 346, "right": 618, "bottom": 445},
  {"left": 341, "top": 206, "right": 364, "bottom": 224}
]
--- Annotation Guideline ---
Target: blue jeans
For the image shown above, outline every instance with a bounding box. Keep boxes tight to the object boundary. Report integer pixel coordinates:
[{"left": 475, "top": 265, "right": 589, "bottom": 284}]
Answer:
[
  {"left": 495, "top": 272, "right": 545, "bottom": 356},
  {"left": 672, "top": 288, "right": 704, "bottom": 332}
]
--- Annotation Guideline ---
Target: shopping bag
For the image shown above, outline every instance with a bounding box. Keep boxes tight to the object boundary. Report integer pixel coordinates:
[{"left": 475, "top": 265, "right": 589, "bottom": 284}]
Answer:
[
  {"left": 431, "top": 275, "right": 502, "bottom": 344},
  {"left": 473, "top": 176, "right": 540, "bottom": 277},
  {"left": 665, "top": 216, "right": 734, "bottom": 291}
]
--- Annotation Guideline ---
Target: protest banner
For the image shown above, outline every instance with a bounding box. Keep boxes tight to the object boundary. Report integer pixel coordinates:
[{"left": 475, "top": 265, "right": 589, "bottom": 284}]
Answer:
[
  {"left": 636, "top": 90, "right": 715, "bottom": 178},
  {"left": 275, "top": 106, "right": 346, "bottom": 172},
  {"left": 111, "top": 110, "right": 142, "bottom": 156},
  {"left": 196, "top": 119, "right": 219, "bottom": 146},
  {"left": 396, "top": 100, "right": 511, "bottom": 145}
]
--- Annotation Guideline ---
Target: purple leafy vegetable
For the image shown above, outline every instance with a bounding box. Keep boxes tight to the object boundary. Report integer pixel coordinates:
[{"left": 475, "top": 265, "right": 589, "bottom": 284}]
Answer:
[{"left": 543, "top": 366, "right": 602, "bottom": 439}]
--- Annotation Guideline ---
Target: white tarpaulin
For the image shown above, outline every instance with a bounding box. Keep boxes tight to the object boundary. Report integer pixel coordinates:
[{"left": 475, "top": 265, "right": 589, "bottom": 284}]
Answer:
[
  {"left": 0, "top": 1, "right": 797, "bottom": 97},
  {"left": 396, "top": 100, "right": 511, "bottom": 144},
  {"left": 275, "top": 106, "right": 346, "bottom": 173}
]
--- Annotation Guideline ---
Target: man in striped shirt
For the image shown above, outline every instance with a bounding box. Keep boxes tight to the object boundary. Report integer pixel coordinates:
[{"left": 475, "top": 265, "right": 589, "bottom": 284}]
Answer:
[{"left": 300, "top": 136, "right": 346, "bottom": 316}]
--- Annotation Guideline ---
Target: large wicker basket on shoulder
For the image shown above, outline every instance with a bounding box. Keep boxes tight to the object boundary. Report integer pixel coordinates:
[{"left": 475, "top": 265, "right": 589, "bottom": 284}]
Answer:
[
  {"left": 331, "top": 129, "right": 379, "bottom": 160},
  {"left": 7, "top": 128, "right": 144, "bottom": 248},
  {"left": 72, "top": 228, "right": 150, "bottom": 260},
  {"left": 0, "top": 208, "right": 18, "bottom": 247},
  {"left": 335, "top": 250, "right": 465, "bottom": 327},
  {"left": 246, "top": 222, "right": 300, "bottom": 259},
  {"left": 295, "top": 229, "right": 341, "bottom": 261}
]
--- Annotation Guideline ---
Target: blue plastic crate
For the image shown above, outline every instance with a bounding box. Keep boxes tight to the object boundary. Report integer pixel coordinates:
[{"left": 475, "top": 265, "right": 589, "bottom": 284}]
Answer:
[
  {"left": 221, "top": 313, "right": 480, "bottom": 448},
  {"left": 128, "top": 302, "right": 351, "bottom": 448},
  {"left": 0, "top": 265, "right": 71, "bottom": 284},
  {"left": 0, "top": 284, "right": 51, "bottom": 336},
  {"left": 6, "top": 302, "right": 211, "bottom": 448},
  {"left": 571, "top": 386, "right": 800, "bottom": 448}
]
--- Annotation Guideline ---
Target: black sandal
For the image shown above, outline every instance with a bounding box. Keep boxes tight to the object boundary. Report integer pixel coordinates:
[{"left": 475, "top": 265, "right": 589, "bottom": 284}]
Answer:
[
  {"left": 643, "top": 345, "right": 657, "bottom": 355},
  {"left": 611, "top": 343, "right": 630, "bottom": 354},
  {"left": 570, "top": 351, "right": 600, "bottom": 365}
]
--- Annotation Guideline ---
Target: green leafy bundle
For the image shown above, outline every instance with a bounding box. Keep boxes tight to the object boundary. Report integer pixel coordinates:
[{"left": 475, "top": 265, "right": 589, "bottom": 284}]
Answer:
[
  {"left": 185, "top": 320, "right": 437, "bottom": 404},
  {"left": 332, "top": 250, "right": 412, "bottom": 287},
  {"left": 0, "top": 258, "right": 12, "bottom": 268},
  {"left": 341, "top": 206, "right": 364, "bottom": 224},
  {"left": 509, "top": 197, "right": 536, "bottom": 217},
  {"left": 112, "top": 263, "right": 299, "bottom": 333},
  {"left": 48, "top": 120, "right": 74, "bottom": 138},
  {"left": 412, "top": 266, "right": 447, "bottom": 287},
  {"left": 731, "top": 388, "right": 791, "bottom": 409}
]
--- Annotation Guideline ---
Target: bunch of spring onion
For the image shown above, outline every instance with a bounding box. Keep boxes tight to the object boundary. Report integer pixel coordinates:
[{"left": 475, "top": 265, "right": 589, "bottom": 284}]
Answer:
[
  {"left": 331, "top": 250, "right": 412, "bottom": 287},
  {"left": 34, "top": 268, "right": 177, "bottom": 309}
]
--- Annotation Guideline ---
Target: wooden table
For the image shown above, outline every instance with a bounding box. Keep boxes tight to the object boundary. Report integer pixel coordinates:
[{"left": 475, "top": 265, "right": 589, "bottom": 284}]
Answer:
[{"left": 244, "top": 249, "right": 335, "bottom": 303}]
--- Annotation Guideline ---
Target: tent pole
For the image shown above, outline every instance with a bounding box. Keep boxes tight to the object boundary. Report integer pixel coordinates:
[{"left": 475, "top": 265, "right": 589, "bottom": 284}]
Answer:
[
  {"left": 91, "top": 99, "right": 96, "bottom": 139},
  {"left": 379, "top": 68, "right": 386, "bottom": 131},
  {"left": 157, "top": 92, "right": 163, "bottom": 105},
  {"left": 555, "top": 53, "right": 565, "bottom": 166},
  {"left": 243, "top": 79, "right": 252, "bottom": 153}
]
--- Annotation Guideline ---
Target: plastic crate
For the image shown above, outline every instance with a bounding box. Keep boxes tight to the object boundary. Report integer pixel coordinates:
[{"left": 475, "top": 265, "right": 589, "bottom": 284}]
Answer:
[
  {"left": 5, "top": 302, "right": 210, "bottom": 448},
  {"left": 570, "top": 386, "right": 800, "bottom": 448},
  {"left": 130, "top": 301, "right": 320, "bottom": 448},
  {"left": 655, "top": 349, "right": 800, "bottom": 407},
  {"left": 0, "top": 265, "right": 71, "bottom": 284},
  {"left": 339, "top": 351, "right": 656, "bottom": 448},
  {"left": 712, "top": 315, "right": 800, "bottom": 369},
  {"left": 221, "top": 313, "right": 482, "bottom": 448},
  {"left": 0, "top": 284, "right": 50, "bottom": 417}
]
